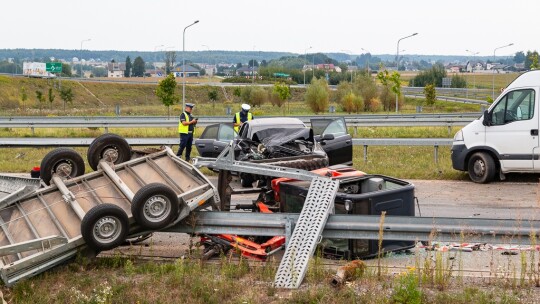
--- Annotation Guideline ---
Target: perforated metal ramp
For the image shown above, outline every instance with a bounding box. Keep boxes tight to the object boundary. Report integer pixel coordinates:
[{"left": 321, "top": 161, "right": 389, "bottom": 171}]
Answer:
[{"left": 274, "top": 177, "right": 339, "bottom": 288}]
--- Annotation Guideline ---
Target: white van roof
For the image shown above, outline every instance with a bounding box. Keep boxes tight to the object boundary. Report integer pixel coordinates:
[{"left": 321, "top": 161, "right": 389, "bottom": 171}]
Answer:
[{"left": 506, "top": 70, "right": 540, "bottom": 89}]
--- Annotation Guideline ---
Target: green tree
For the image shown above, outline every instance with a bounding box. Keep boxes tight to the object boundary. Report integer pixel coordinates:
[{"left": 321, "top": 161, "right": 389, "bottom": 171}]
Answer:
[
  {"left": 423, "top": 84, "right": 436, "bottom": 106},
  {"left": 450, "top": 74, "right": 467, "bottom": 88},
  {"left": 248, "top": 59, "right": 259, "bottom": 67},
  {"left": 341, "top": 92, "right": 363, "bottom": 113},
  {"left": 514, "top": 51, "right": 526, "bottom": 64},
  {"left": 48, "top": 88, "right": 55, "bottom": 109},
  {"left": 208, "top": 88, "right": 218, "bottom": 109},
  {"left": 92, "top": 67, "right": 108, "bottom": 77},
  {"left": 250, "top": 86, "right": 267, "bottom": 107},
  {"left": 124, "top": 56, "right": 132, "bottom": 77},
  {"left": 352, "top": 74, "right": 378, "bottom": 111},
  {"left": 59, "top": 87, "right": 74, "bottom": 111},
  {"left": 61, "top": 63, "right": 72, "bottom": 77},
  {"left": 20, "top": 86, "right": 27, "bottom": 109},
  {"left": 132, "top": 56, "right": 145, "bottom": 77},
  {"left": 409, "top": 63, "right": 446, "bottom": 87},
  {"left": 524, "top": 51, "right": 539, "bottom": 71},
  {"left": 156, "top": 73, "right": 179, "bottom": 117},
  {"left": 305, "top": 78, "right": 329, "bottom": 114},
  {"left": 530, "top": 52, "right": 539, "bottom": 70},
  {"left": 377, "top": 69, "right": 402, "bottom": 111},
  {"left": 271, "top": 82, "right": 291, "bottom": 108},
  {"left": 240, "top": 86, "right": 253, "bottom": 105},
  {"left": 35, "top": 90, "right": 45, "bottom": 111},
  {"left": 233, "top": 87, "right": 242, "bottom": 102}
]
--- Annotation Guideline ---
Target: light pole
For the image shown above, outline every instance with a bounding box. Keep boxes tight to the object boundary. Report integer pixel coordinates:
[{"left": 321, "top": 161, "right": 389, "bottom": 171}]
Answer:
[
  {"left": 182, "top": 20, "right": 199, "bottom": 109},
  {"left": 80, "top": 39, "right": 91, "bottom": 78},
  {"left": 395, "top": 33, "right": 417, "bottom": 113},
  {"left": 251, "top": 46, "right": 256, "bottom": 84},
  {"left": 304, "top": 46, "right": 312, "bottom": 86},
  {"left": 492, "top": 43, "right": 513, "bottom": 101},
  {"left": 202, "top": 44, "right": 212, "bottom": 76}
]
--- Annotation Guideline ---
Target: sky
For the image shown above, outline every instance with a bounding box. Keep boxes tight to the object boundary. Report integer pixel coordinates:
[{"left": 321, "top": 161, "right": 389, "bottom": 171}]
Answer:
[{"left": 2, "top": 0, "right": 539, "bottom": 57}]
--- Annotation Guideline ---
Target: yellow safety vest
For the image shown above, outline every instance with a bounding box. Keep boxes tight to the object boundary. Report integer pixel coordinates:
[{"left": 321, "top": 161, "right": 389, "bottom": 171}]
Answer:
[
  {"left": 234, "top": 112, "right": 253, "bottom": 132},
  {"left": 178, "top": 112, "right": 191, "bottom": 134}
]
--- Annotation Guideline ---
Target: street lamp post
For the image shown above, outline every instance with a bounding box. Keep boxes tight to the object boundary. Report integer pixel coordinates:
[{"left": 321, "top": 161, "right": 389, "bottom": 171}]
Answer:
[
  {"left": 80, "top": 39, "right": 91, "bottom": 78},
  {"left": 492, "top": 43, "right": 513, "bottom": 101},
  {"left": 202, "top": 44, "right": 212, "bottom": 76},
  {"left": 182, "top": 20, "right": 199, "bottom": 109},
  {"left": 304, "top": 46, "right": 312, "bottom": 86},
  {"left": 395, "top": 33, "right": 417, "bottom": 113}
]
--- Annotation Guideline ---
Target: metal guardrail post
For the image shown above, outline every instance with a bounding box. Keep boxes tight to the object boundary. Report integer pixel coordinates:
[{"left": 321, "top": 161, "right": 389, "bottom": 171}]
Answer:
[
  {"left": 434, "top": 145, "right": 439, "bottom": 164},
  {"left": 363, "top": 145, "right": 368, "bottom": 162}
]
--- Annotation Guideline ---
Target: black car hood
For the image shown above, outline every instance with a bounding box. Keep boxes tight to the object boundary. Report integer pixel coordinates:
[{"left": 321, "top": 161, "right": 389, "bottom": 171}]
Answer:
[{"left": 252, "top": 128, "right": 314, "bottom": 147}]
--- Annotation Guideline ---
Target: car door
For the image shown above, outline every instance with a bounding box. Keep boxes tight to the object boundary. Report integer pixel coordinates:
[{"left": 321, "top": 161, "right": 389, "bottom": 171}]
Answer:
[
  {"left": 484, "top": 88, "right": 538, "bottom": 171},
  {"left": 311, "top": 118, "right": 353, "bottom": 165},
  {"left": 195, "top": 124, "right": 236, "bottom": 157}
]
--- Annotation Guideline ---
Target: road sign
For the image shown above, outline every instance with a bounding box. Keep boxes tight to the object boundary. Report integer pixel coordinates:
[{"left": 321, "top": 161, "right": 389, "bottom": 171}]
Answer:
[{"left": 46, "top": 62, "right": 62, "bottom": 73}]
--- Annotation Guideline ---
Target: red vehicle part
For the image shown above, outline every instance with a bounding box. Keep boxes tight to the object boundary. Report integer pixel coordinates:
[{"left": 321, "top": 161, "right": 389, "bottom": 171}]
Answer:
[
  {"left": 271, "top": 166, "right": 365, "bottom": 202},
  {"left": 200, "top": 202, "right": 286, "bottom": 261}
]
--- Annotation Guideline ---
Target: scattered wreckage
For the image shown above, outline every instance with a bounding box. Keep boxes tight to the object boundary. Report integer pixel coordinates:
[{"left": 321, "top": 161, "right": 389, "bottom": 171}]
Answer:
[{"left": 0, "top": 132, "right": 537, "bottom": 288}]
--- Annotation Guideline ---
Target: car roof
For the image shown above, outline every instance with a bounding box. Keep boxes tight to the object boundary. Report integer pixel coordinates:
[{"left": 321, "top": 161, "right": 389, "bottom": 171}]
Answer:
[{"left": 245, "top": 117, "right": 305, "bottom": 127}]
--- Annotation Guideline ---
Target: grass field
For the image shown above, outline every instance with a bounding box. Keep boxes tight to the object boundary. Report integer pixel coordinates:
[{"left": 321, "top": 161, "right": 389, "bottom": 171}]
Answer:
[{"left": 0, "top": 73, "right": 516, "bottom": 117}]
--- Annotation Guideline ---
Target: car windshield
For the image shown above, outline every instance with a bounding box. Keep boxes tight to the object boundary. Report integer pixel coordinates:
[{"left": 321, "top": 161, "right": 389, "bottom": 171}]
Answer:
[{"left": 248, "top": 124, "right": 306, "bottom": 140}]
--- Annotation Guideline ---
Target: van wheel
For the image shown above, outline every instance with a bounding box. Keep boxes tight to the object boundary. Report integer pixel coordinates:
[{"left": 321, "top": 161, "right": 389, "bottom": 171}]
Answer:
[{"left": 467, "top": 152, "right": 496, "bottom": 183}]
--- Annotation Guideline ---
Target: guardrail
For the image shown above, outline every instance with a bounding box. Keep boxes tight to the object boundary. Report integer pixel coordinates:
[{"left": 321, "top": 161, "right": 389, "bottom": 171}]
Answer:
[
  {"left": 0, "top": 137, "right": 454, "bottom": 163},
  {"left": 0, "top": 114, "right": 479, "bottom": 133}
]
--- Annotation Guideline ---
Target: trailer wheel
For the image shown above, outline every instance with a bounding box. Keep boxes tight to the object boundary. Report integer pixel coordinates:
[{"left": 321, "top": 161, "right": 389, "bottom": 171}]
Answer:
[
  {"left": 81, "top": 204, "right": 129, "bottom": 251},
  {"left": 468, "top": 152, "right": 496, "bottom": 183},
  {"left": 87, "top": 133, "right": 132, "bottom": 171},
  {"left": 131, "top": 183, "right": 179, "bottom": 230},
  {"left": 40, "top": 148, "right": 85, "bottom": 185}
]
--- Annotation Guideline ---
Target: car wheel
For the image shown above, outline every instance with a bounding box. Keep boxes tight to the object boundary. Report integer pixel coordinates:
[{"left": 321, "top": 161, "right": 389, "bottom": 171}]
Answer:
[
  {"left": 40, "top": 148, "right": 85, "bottom": 185},
  {"left": 87, "top": 133, "right": 132, "bottom": 171},
  {"left": 131, "top": 183, "right": 179, "bottom": 230},
  {"left": 81, "top": 204, "right": 129, "bottom": 251},
  {"left": 467, "top": 152, "right": 496, "bottom": 183}
]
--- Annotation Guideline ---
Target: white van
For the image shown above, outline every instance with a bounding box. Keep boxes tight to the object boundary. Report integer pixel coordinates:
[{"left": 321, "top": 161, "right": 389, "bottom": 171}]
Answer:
[{"left": 451, "top": 70, "right": 539, "bottom": 183}]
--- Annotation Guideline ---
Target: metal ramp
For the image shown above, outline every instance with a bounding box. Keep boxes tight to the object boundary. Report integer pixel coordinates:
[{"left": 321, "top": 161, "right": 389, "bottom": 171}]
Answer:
[
  {"left": 274, "top": 177, "right": 339, "bottom": 288},
  {"left": 0, "top": 147, "right": 219, "bottom": 286},
  {"left": 0, "top": 175, "right": 41, "bottom": 208}
]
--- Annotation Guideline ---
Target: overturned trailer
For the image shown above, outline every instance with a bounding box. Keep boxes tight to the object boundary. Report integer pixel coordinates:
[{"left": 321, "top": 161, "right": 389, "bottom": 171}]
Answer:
[{"left": 0, "top": 135, "right": 219, "bottom": 286}]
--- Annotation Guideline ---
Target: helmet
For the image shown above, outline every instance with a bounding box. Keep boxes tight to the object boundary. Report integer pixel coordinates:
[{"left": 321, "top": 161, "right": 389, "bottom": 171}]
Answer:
[{"left": 241, "top": 104, "right": 251, "bottom": 111}]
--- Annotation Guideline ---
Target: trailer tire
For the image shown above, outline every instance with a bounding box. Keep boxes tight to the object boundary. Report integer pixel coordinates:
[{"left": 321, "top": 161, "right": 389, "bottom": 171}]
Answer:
[
  {"left": 81, "top": 204, "right": 129, "bottom": 251},
  {"left": 87, "top": 133, "right": 132, "bottom": 171},
  {"left": 40, "top": 148, "right": 85, "bottom": 185},
  {"left": 467, "top": 152, "right": 496, "bottom": 184},
  {"left": 131, "top": 183, "right": 179, "bottom": 230}
]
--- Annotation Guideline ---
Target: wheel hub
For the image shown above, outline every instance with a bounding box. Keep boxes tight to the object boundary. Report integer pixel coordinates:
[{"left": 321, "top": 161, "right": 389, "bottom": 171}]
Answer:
[
  {"left": 55, "top": 162, "right": 73, "bottom": 177},
  {"left": 93, "top": 216, "right": 120, "bottom": 243},
  {"left": 102, "top": 147, "right": 119, "bottom": 163},
  {"left": 473, "top": 160, "right": 485, "bottom": 177},
  {"left": 143, "top": 195, "right": 171, "bottom": 222}
]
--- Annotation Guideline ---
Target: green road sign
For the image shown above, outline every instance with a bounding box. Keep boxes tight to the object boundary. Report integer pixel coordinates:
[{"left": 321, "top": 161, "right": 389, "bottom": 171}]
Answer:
[{"left": 46, "top": 62, "right": 62, "bottom": 73}]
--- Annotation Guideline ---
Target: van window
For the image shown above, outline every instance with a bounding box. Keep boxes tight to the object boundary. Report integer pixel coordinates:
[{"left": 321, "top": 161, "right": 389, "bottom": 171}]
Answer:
[{"left": 490, "top": 89, "right": 535, "bottom": 126}]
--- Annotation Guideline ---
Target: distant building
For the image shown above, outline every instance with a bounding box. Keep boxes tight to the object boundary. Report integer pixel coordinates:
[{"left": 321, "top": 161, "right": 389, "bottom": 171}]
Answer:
[
  {"left": 107, "top": 62, "right": 126, "bottom": 78},
  {"left": 236, "top": 66, "right": 258, "bottom": 76},
  {"left": 172, "top": 64, "right": 200, "bottom": 77}
]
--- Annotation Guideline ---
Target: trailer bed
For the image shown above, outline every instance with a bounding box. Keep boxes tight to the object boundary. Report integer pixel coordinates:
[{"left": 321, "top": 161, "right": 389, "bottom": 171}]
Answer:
[{"left": 0, "top": 147, "right": 219, "bottom": 286}]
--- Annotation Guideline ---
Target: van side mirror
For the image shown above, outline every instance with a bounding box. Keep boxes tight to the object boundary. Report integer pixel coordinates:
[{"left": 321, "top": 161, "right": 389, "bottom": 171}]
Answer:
[
  {"left": 321, "top": 134, "right": 335, "bottom": 141},
  {"left": 482, "top": 110, "right": 492, "bottom": 126}
]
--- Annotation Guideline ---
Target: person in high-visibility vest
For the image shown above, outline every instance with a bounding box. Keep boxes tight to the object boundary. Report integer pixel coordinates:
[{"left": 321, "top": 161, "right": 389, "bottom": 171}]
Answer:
[
  {"left": 233, "top": 104, "right": 254, "bottom": 133},
  {"left": 177, "top": 103, "right": 198, "bottom": 161}
]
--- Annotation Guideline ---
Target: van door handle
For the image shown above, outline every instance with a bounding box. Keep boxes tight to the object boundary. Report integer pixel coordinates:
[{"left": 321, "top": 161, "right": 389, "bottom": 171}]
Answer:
[{"left": 531, "top": 129, "right": 539, "bottom": 136}]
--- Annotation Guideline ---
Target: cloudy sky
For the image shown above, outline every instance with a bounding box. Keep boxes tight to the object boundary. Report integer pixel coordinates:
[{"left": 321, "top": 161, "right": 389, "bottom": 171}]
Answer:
[{"left": 2, "top": 0, "right": 538, "bottom": 56}]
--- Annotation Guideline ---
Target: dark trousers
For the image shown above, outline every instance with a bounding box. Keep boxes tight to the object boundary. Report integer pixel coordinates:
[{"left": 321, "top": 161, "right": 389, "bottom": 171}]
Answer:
[{"left": 177, "top": 133, "right": 193, "bottom": 161}]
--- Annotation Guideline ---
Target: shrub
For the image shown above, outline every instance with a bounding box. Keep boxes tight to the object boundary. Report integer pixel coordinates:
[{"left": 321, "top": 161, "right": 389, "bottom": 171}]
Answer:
[{"left": 305, "top": 78, "right": 329, "bottom": 114}]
